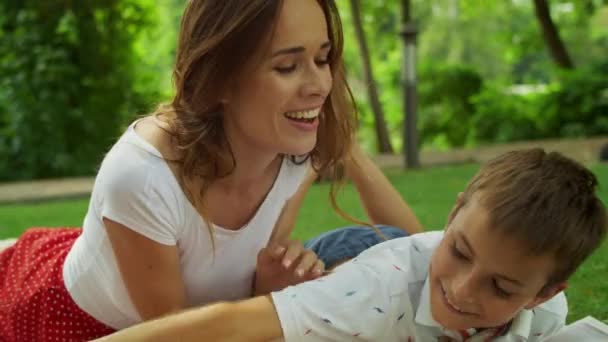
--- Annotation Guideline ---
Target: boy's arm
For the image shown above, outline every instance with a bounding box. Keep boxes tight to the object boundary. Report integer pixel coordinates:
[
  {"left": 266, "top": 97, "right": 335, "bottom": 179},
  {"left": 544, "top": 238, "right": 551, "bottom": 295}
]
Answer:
[{"left": 95, "top": 296, "right": 283, "bottom": 342}]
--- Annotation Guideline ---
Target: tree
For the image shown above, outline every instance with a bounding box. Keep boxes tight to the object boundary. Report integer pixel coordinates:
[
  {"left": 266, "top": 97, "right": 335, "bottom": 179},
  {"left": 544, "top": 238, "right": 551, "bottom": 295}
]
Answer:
[
  {"left": 348, "top": 0, "right": 393, "bottom": 153},
  {"left": 401, "top": 0, "right": 420, "bottom": 168},
  {"left": 532, "top": 0, "right": 575, "bottom": 69},
  {"left": 0, "top": 1, "right": 156, "bottom": 181}
]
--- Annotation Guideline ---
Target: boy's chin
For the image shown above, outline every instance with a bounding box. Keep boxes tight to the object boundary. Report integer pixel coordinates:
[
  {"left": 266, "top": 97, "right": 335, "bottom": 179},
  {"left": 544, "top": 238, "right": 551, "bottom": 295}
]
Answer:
[
  {"left": 430, "top": 293, "right": 478, "bottom": 331},
  {"left": 433, "top": 313, "right": 479, "bottom": 332}
]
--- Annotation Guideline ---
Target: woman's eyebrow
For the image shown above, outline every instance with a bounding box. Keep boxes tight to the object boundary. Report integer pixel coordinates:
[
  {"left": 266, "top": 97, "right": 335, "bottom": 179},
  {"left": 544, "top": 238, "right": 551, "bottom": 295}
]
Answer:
[{"left": 271, "top": 41, "right": 331, "bottom": 57}]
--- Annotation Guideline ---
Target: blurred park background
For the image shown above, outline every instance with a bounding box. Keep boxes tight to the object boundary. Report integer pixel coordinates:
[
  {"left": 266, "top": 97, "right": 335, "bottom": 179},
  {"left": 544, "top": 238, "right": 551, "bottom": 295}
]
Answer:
[{"left": 0, "top": 0, "right": 607, "bottom": 323}]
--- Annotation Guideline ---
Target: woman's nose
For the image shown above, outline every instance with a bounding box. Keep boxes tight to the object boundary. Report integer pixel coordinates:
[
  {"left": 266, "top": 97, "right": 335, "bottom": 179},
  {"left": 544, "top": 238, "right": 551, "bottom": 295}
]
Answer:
[{"left": 301, "top": 63, "right": 332, "bottom": 98}]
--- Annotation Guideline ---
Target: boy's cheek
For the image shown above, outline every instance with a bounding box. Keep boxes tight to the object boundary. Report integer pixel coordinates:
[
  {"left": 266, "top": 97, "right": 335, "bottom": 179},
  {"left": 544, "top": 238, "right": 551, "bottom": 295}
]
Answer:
[{"left": 430, "top": 245, "right": 453, "bottom": 276}]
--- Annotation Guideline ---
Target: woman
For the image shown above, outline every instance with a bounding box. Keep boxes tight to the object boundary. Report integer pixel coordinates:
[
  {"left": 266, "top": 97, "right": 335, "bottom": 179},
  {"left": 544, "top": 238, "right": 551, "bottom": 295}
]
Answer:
[{"left": 0, "top": 0, "right": 421, "bottom": 340}]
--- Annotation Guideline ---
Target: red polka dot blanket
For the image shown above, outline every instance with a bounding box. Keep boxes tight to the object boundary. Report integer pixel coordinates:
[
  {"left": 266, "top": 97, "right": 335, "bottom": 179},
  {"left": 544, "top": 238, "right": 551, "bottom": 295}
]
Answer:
[{"left": 0, "top": 228, "right": 115, "bottom": 341}]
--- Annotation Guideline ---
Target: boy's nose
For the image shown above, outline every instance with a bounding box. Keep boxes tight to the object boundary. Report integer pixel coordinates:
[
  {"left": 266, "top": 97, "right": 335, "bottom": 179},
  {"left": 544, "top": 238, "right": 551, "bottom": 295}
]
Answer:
[{"left": 451, "top": 274, "right": 477, "bottom": 303}]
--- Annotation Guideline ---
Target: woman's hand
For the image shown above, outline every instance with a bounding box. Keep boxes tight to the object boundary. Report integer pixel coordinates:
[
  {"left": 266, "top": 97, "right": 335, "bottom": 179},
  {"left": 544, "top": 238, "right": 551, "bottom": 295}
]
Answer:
[{"left": 253, "top": 239, "right": 324, "bottom": 295}]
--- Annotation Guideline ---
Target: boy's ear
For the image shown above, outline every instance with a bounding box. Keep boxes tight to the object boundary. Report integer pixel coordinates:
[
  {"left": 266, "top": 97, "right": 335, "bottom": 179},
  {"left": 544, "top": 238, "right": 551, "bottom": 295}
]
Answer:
[
  {"left": 524, "top": 282, "right": 568, "bottom": 310},
  {"left": 446, "top": 192, "right": 465, "bottom": 229}
]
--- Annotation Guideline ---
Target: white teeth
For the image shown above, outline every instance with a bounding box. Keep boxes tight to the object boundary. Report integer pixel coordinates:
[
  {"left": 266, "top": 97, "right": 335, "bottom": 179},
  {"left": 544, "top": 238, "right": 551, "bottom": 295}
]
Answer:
[{"left": 285, "top": 108, "right": 320, "bottom": 120}]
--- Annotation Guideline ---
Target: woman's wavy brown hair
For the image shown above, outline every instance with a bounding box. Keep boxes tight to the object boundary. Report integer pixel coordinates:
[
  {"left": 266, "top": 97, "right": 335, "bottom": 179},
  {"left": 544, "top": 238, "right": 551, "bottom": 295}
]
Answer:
[{"left": 154, "top": 0, "right": 358, "bottom": 223}]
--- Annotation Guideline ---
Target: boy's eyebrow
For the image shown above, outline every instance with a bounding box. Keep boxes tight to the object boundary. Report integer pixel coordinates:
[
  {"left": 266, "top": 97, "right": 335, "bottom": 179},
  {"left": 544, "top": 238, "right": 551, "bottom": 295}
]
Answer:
[
  {"left": 271, "top": 41, "right": 331, "bottom": 57},
  {"left": 457, "top": 232, "right": 475, "bottom": 257},
  {"left": 458, "top": 232, "right": 524, "bottom": 286},
  {"left": 496, "top": 275, "right": 524, "bottom": 286}
]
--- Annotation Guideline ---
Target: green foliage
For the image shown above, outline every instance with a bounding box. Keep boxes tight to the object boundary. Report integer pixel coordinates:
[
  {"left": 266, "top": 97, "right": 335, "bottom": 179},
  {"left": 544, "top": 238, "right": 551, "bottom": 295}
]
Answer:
[
  {"left": 416, "top": 61, "right": 608, "bottom": 146},
  {"left": 467, "top": 61, "right": 608, "bottom": 144},
  {"left": 418, "top": 63, "right": 483, "bottom": 147},
  {"left": 469, "top": 86, "right": 543, "bottom": 144},
  {"left": 0, "top": 1, "right": 159, "bottom": 181},
  {"left": 539, "top": 61, "right": 608, "bottom": 138},
  {"left": 341, "top": 0, "right": 608, "bottom": 151}
]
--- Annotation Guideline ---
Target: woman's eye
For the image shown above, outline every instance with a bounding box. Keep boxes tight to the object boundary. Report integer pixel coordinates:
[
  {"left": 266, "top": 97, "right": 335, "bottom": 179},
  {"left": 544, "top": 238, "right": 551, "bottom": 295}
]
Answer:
[
  {"left": 315, "top": 58, "right": 330, "bottom": 66},
  {"left": 275, "top": 65, "right": 297, "bottom": 74}
]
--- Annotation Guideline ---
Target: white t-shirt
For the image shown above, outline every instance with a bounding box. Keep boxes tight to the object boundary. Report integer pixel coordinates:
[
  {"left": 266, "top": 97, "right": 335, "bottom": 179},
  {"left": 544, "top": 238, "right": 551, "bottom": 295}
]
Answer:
[
  {"left": 271, "top": 232, "right": 567, "bottom": 342},
  {"left": 63, "top": 121, "right": 309, "bottom": 330}
]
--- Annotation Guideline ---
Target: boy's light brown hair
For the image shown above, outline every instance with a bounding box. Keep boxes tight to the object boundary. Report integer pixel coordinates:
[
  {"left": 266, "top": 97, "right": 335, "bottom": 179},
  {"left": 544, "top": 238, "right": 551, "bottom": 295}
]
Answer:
[{"left": 460, "top": 148, "right": 607, "bottom": 287}]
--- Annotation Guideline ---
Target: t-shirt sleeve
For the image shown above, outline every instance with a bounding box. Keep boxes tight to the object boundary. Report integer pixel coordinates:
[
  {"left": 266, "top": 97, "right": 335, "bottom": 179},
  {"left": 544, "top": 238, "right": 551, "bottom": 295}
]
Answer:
[
  {"left": 270, "top": 260, "right": 396, "bottom": 341},
  {"left": 97, "top": 154, "right": 181, "bottom": 246}
]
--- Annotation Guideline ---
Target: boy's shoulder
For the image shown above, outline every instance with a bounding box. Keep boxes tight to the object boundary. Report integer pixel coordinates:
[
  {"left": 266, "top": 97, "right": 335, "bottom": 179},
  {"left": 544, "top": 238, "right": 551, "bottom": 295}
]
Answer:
[
  {"left": 537, "top": 291, "right": 568, "bottom": 317},
  {"left": 353, "top": 231, "right": 444, "bottom": 286},
  {"left": 530, "top": 291, "right": 568, "bottom": 331},
  {"left": 357, "top": 231, "right": 444, "bottom": 262},
  {"left": 503, "top": 292, "right": 568, "bottom": 340}
]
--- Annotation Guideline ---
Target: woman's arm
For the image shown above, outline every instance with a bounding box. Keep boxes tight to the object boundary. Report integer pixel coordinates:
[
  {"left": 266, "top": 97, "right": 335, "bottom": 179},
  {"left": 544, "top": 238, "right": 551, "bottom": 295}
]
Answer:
[
  {"left": 95, "top": 296, "right": 283, "bottom": 342},
  {"left": 271, "top": 146, "right": 423, "bottom": 238},
  {"left": 104, "top": 218, "right": 186, "bottom": 321},
  {"left": 345, "top": 143, "right": 423, "bottom": 235},
  {"left": 254, "top": 168, "right": 324, "bottom": 295}
]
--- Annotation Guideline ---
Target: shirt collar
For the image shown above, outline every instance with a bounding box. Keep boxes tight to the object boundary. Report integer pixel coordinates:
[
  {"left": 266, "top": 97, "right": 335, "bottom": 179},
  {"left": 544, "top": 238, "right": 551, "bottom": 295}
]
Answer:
[
  {"left": 415, "top": 276, "right": 441, "bottom": 328},
  {"left": 507, "top": 307, "right": 534, "bottom": 339},
  {"left": 414, "top": 276, "right": 535, "bottom": 340}
]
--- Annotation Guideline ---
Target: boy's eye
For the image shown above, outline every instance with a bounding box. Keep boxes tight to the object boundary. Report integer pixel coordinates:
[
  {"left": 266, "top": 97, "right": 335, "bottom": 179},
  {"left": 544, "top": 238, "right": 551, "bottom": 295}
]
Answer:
[
  {"left": 493, "top": 279, "right": 513, "bottom": 298},
  {"left": 450, "top": 242, "right": 468, "bottom": 261}
]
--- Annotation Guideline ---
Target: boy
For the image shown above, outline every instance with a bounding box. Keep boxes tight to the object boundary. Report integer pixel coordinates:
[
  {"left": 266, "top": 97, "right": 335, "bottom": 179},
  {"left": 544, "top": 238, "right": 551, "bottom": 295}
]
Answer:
[{"left": 98, "top": 149, "right": 607, "bottom": 341}]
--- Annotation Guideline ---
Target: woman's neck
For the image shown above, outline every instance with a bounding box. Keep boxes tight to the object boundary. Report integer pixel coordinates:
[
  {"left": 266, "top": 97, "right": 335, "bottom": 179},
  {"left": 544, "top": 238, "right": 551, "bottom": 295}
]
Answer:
[
  {"left": 215, "top": 115, "right": 285, "bottom": 192},
  {"left": 216, "top": 152, "right": 282, "bottom": 193}
]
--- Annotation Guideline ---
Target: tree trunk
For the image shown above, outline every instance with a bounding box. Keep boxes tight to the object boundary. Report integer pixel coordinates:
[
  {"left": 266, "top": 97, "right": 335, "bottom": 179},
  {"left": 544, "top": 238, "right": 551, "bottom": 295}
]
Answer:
[
  {"left": 349, "top": 0, "right": 394, "bottom": 153},
  {"left": 401, "top": 0, "right": 420, "bottom": 168},
  {"left": 532, "top": 0, "right": 575, "bottom": 69}
]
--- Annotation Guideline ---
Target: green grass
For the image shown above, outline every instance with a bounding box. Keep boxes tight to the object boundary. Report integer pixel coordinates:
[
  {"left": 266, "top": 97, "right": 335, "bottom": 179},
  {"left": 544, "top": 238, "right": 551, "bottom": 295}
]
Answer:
[
  {"left": 0, "top": 198, "right": 90, "bottom": 236},
  {"left": 1, "top": 163, "right": 607, "bottom": 323}
]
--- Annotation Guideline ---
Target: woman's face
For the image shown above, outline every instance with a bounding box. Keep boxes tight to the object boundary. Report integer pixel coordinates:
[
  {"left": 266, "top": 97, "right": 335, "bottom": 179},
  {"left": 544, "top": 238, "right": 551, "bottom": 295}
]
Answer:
[{"left": 222, "top": 0, "right": 333, "bottom": 157}]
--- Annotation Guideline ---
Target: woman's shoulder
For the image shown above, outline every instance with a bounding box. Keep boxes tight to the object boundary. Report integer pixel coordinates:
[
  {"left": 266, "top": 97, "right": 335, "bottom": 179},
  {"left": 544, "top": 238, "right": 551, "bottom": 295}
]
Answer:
[
  {"left": 94, "top": 118, "right": 182, "bottom": 198},
  {"left": 89, "top": 121, "right": 189, "bottom": 236},
  {"left": 131, "top": 115, "right": 178, "bottom": 160}
]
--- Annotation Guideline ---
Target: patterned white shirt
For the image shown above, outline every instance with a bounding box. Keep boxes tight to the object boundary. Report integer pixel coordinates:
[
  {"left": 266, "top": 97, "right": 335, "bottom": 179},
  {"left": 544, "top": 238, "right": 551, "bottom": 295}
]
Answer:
[{"left": 271, "top": 232, "right": 567, "bottom": 341}]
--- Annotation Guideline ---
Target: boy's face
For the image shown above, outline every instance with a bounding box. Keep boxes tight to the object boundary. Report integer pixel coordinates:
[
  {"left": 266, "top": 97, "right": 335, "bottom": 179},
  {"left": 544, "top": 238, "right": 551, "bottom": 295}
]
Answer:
[{"left": 429, "top": 194, "right": 566, "bottom": 330}]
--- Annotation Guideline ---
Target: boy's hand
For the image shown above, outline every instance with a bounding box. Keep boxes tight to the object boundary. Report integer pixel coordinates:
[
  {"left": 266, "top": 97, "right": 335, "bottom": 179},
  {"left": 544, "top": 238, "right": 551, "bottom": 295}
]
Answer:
[{"left": 254, "top": 240, "right": 324, "bottom": 295}]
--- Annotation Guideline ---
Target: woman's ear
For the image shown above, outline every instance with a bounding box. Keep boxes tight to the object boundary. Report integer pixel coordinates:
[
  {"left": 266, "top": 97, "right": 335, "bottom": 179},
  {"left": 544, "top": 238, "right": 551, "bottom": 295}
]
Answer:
[
  {"left": 219, "top": 90, "right": 230, "bottom": 104},
  {"left": 219, "top": 80, "right": 237, "bottom": 104}
]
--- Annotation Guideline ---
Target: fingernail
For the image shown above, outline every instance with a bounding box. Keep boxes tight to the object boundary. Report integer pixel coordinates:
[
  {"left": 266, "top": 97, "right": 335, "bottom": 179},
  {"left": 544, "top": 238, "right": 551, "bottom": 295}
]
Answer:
[
  {"left": 296, "top": 269, "right": 304, "bottom": 277},
  {"left": 283, "top": 260, "right": 292, "bottom": 268},
  {"left": 275, "top": 246, "right": 285, "bottom": 254},
  {"left": 313, "top": 269, "right": 322, "bottom": 276}
]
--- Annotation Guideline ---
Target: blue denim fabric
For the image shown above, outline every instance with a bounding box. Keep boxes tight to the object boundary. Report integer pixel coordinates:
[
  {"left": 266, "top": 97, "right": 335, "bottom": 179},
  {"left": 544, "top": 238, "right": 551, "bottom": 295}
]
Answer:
[{"left": 303, "top": 225, "right": 408, "bottom": 269}]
